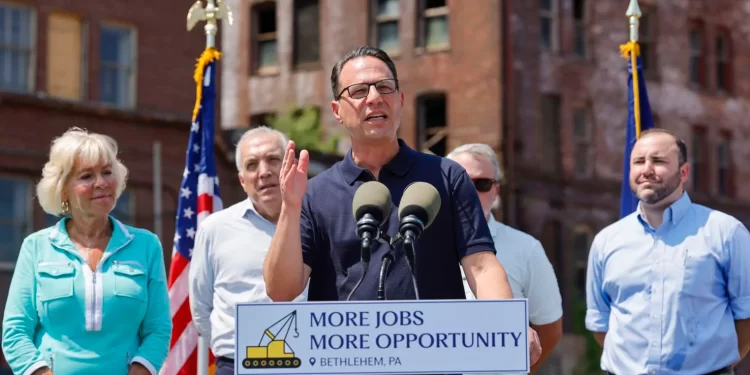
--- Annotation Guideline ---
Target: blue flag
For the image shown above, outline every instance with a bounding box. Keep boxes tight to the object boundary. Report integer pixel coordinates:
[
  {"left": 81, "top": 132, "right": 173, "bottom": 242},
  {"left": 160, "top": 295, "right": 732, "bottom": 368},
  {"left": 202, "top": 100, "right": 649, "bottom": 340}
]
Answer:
[{"left": 619, "top": 42, "right": 654, "bottom": 218}]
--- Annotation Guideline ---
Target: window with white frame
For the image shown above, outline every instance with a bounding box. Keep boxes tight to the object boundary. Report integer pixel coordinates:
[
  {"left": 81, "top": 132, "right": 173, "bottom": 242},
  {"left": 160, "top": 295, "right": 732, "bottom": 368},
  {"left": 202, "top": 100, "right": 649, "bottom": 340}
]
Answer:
[
  {"left": 0, "top": 177, "right": 32, "bottom": 267},
  {"left": 252, "top": 2, "right": 278, "bottom": 74},
  {"left": 0, "top": 3, "right": 34, "bottom": 92},
  {"left": 372, "top": 0, "right": 400, "bottom": 54},
  {"left": 99, "top": 24, "right": 135, "bottom": 108},
  {"left": 418, "top": 0, "right": 449, "bottom": 51},
  {"left": 540, "top": 0, "right": 556, "bottom": 51}
]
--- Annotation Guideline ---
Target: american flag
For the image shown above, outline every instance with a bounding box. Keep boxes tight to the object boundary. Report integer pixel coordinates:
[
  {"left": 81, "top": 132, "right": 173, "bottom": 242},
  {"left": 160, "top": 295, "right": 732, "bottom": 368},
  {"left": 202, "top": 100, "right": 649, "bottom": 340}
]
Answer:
[{"left": 160, "top": 48, "right": 223, "bottom": 375}]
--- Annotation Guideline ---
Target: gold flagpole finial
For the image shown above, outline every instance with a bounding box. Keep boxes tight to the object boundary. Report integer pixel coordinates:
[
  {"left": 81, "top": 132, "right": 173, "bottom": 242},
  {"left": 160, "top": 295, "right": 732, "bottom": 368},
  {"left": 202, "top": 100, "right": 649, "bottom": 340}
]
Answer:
[
  {"left": 626, "top": 0, "right": 642, "bottom": 42},
  {"left": 187, "top": 0, "right": 234, "bottom": 48}
]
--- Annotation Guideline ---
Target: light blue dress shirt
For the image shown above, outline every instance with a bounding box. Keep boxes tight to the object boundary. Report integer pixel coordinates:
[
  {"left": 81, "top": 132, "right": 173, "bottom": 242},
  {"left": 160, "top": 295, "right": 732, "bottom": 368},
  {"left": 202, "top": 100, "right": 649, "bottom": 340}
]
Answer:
[
  {"left": 189, "top": 199, "right": 307, "bottom": 359},
  {"left": 585, "top": 192, "right": 750, "bottom": 375}
]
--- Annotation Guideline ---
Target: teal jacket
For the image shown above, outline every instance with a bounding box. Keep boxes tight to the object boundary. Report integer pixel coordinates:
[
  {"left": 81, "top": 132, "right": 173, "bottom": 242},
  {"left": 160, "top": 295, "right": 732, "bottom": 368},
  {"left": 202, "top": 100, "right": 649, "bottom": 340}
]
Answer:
[{"left": 2, "top": 216, "right": 172, "bottom": 375}]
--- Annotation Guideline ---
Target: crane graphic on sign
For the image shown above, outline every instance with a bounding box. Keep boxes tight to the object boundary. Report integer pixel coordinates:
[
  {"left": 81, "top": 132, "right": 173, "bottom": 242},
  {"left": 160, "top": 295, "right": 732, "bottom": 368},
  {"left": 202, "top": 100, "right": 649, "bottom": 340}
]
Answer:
[{"left": 242, "top": 310, "right": 302, "bottom": 369}]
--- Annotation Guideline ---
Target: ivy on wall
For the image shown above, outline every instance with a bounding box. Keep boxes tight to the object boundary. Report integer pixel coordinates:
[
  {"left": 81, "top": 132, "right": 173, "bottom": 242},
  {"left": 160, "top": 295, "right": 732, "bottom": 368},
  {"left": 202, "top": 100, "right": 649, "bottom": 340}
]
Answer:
[{"left": 264, "top": 105, "right": 339, "bottom": 154}]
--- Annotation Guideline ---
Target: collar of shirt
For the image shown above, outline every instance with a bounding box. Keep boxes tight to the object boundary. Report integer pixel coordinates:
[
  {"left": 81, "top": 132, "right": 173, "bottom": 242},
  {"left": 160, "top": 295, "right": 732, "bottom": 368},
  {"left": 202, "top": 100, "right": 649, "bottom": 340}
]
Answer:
[
  {"left": 339, "top": 138, "right": 418, "bottom": 184},
  {"left": 49, "top": 215, "right": 134, "bottom": 254},
  {"left": 240, "top": 198, "right": 277, "bottom": 228},
  {"left": 636, "top": 191, "right": 692, "bottom": 232},
  {"left": 487, "top": 215, "right": 503, "bottom": 238}
]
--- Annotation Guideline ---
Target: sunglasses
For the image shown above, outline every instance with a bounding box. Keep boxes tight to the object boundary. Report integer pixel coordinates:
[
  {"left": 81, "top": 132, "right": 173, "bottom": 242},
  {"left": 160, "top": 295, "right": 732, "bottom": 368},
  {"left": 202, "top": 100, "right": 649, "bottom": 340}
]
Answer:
[{"left": 472, "top": 178, "right": 497, "bottom": 192}]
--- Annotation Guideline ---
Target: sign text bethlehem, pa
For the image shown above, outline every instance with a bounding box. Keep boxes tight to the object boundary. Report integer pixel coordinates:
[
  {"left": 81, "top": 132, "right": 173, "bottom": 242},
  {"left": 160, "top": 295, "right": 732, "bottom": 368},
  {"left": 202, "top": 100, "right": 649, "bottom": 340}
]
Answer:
[{"left": 235, "top": 300, "right": 529, "bottom": 375}]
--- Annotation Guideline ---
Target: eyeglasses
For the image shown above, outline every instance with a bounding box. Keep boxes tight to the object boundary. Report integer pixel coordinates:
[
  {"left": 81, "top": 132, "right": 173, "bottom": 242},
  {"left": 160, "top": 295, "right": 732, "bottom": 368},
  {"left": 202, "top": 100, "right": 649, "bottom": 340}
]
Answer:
[
  {"left": 337, "top": 79, "right": 398, "bottom": 100},
  {"left": 472, "top": 178, "right": 497, "bottom": 193}
]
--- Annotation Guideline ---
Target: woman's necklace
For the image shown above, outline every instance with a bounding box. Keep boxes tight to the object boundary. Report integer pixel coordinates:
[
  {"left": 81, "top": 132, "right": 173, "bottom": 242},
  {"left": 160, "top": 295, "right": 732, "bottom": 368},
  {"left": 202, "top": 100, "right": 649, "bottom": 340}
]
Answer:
[
  {"left": 73, "top": 230, "right": 106, "bottom": 259},
  {"left": 79, "top": 238, "right": 94, "bottom": 260}
]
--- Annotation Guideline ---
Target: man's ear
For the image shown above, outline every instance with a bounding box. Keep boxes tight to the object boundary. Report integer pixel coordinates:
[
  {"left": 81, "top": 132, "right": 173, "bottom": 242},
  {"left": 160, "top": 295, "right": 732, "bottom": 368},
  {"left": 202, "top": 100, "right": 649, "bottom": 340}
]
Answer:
[
  {"left": 238, "top": 171, "right": 246, "bottom": 188},
  {"left": 331, "top": 100, "right": 343, "bottom": 124},
  {"left": 680, "top": 162, "right": 690, "bottom": 184}
]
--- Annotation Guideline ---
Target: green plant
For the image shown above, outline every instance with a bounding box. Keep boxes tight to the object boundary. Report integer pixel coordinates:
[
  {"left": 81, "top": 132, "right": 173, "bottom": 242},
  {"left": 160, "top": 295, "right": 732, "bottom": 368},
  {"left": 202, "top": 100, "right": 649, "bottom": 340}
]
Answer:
[{"left": 265, "top": 104, "right": 340, "bottom": 154}]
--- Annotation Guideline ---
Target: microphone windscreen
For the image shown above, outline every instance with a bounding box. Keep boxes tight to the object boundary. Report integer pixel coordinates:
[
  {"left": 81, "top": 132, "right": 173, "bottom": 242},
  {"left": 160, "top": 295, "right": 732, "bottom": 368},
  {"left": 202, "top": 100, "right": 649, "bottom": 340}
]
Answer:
[
  {"left": 352, "top": 181, "right": 392, "bottom": 222},
  {"left": 398, "top": 182, "right": 441, "bottom": 228}
]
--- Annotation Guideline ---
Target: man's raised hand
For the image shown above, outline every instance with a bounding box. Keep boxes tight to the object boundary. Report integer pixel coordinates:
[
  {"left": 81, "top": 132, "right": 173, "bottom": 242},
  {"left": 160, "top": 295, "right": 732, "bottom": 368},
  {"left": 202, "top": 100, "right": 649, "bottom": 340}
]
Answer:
[{"left": 279, "top": 141, "right": 309, "bottom": 209}]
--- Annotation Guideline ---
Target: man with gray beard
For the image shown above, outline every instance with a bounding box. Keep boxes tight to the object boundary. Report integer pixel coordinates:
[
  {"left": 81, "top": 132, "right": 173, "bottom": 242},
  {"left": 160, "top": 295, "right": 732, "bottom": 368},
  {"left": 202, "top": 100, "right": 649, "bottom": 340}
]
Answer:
[{"left": 585, "top": 128, "right": 750, "bottom": 375}]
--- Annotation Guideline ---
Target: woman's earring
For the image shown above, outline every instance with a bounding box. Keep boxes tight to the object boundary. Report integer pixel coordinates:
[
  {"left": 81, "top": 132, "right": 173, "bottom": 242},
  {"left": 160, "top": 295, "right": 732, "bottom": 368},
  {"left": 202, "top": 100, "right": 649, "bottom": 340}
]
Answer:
[{"left": 61, "top": 201, "right": 70, "bottom": 214}]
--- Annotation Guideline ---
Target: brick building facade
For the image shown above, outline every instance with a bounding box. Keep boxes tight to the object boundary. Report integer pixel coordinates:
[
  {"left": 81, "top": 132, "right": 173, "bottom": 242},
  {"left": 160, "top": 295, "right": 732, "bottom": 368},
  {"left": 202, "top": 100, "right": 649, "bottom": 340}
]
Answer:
[
  {"left": 509, "top": 0, "right": 750, "bottom": 372},
  {"left": 1, "top": 0, "right": 746, "bottom": 372},
  {"left": 219, "top": 0, "right": 507, "bottom": 154},
  {"left": 0, "top": 0, "right": 247, "bottom": 368},
  {"left": 221, "top": 0, "right": 750, "bottom": 373}
]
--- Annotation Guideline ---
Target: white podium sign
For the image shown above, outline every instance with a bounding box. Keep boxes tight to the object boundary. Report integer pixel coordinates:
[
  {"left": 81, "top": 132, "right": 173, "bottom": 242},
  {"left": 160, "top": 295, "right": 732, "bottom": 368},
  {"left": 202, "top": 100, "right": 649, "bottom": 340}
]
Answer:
[{"left": 234, "top": 299, "right": 529, "bottom": 375}]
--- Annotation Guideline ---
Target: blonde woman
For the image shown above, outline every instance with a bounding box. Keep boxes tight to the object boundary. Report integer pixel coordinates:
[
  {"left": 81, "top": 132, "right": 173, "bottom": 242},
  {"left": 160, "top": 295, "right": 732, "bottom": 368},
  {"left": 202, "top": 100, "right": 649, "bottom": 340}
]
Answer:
[{"left": 1, "top": 128, "right": 171, "bottom": 375}]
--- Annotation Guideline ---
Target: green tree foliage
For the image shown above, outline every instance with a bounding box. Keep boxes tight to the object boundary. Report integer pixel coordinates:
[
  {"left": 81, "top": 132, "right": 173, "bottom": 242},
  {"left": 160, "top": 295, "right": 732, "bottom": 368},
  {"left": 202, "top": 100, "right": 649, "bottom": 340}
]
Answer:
[{"left": 264, "top": 104, "right": 339, "bottom": 154}]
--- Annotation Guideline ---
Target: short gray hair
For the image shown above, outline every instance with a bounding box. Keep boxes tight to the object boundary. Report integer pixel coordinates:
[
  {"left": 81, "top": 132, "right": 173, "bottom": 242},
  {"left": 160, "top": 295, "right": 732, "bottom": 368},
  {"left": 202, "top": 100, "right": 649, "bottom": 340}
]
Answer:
[
  {"left": 446, "top": 143, "right": 504, "bottom": 182},
  {"left": 36, "top": 127, "right": 129, "bottom": 216},
  {"left": 234, "top": 126, "right": 290, "bottom": 171}
]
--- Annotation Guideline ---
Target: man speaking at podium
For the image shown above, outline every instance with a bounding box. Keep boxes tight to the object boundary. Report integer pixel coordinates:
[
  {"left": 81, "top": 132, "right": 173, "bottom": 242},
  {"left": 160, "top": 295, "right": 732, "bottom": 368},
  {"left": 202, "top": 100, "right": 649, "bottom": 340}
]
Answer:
[{"left": 262, "top": 46, "right": 541, "bottom": 369}]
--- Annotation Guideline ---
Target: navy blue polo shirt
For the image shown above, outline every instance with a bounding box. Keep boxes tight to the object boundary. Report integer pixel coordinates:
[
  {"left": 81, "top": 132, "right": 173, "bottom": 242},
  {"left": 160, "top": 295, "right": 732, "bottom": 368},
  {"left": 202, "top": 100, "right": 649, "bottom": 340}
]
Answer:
[{"left": 300, "top": 139, "right": 496, "bottom": 301}]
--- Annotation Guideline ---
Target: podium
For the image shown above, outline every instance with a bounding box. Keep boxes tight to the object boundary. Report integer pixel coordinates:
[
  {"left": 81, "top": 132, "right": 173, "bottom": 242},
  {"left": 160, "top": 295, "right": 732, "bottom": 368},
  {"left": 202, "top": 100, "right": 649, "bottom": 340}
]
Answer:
[{"left": 234, "top": 299, "right": 529, "bottom": 374}]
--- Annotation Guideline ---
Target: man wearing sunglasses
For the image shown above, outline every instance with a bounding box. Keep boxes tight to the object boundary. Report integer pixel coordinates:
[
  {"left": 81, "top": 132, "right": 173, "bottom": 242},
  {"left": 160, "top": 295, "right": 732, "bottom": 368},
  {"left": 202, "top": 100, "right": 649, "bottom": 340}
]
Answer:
[{"left": 447, "top": 143, "right": 563, "bottom": 374}]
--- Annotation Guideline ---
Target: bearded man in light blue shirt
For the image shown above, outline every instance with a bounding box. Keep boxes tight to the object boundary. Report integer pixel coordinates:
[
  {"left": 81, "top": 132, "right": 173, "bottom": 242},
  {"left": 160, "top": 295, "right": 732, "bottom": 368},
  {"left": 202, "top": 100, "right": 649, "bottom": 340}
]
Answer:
[{"left": 586, "top": 128, "right": 750, "bottom": 375}]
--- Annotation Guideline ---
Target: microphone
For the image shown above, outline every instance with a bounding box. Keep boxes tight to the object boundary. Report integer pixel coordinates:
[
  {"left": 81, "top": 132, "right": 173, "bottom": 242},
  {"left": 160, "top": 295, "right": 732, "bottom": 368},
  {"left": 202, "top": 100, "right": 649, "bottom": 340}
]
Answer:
[
  {"left": 348, "top": 181, "right": 392, "bottom": 301},
  {"left": 397, "top": 182, "right": 442, "bottom": 299}
]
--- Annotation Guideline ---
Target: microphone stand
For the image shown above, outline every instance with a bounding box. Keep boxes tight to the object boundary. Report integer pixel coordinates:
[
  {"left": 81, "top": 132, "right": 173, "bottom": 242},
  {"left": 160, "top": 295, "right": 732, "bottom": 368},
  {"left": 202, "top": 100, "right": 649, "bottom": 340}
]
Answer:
[
  {"left": 376, "top": 245, "right": 395, "bottom": 300},
  {"left": 346, "top": 237, "right": 371, "bottom": 301},
  {"left": 402, "top": 240, "right": 420, "bottom": 300},
  {"left": 376, "top": 233, "right": 420, "bottom": 301},
  {"left": 347, "top": 215, "right": 423, "bottom": 301},
  {"left": 399, "top": 216, "right": 425, "bottom": 300},
  {"left": 348, "top": 214, "right": 381, "bottom": 301},
  {"left": 348, "top": 226, "right": 397, "bottom": 301}
]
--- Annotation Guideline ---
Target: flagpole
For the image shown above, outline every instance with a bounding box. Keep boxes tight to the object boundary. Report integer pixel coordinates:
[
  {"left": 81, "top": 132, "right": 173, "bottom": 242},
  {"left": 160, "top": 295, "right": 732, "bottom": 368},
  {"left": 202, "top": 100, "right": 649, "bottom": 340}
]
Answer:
[
  {"left": 618, "top": 0, "right": 654, "bottom": 219},
  {"left": 185, "top": 2, "right": 232, "bottom": 375},
  {"left": 626, "top": 0, "right": 642, "bottom": 138}
]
